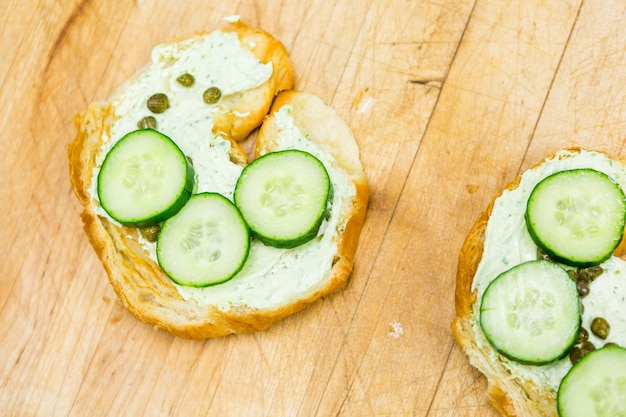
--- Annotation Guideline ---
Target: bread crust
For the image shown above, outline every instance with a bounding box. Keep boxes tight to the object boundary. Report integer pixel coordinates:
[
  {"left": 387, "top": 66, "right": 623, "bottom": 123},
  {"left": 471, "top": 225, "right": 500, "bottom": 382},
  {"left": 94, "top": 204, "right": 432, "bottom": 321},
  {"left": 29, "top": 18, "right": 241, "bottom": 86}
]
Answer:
[
  {"left": 451, "top": 147, "right": 621, "bottom": 417},
  {"left": 68, "top": 23, "right": 368, "bottom": 339},
  {"left": 215, "top": 21, "right": 294, "bottom": 141}
]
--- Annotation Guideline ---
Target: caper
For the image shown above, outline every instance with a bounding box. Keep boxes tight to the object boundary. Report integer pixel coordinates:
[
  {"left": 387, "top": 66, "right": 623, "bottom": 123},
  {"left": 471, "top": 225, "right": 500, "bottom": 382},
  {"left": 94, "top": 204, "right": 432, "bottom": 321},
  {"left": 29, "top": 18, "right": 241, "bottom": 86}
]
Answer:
[
  {"left": 566, "top": 269, "right": 578, "bottom": 282},
  {"left": 577, "top": 266, "right": 603, "bottom": 282},
  {"left": 569, "top": 341, "right": 595, "bottom": 365},
  {"left": 576, "top": 327, "right": 589, "bottom": 344},
  {"left": 139, "top": 225, "right": 160, "bottom": 242},
  {"left": 604, "top": 342, "right": 619, "bottom": 348},
  {"left": 137, "top": 115, "right": 157, "bottom": 130},
  {"left": 537, "top": 248, "right": 553, "bottom": 262},
  {"left": 576, "top": 280, "right": 590, "bottom": 297},
  {"left": 569, "top": 347, "right": 584, "bottom": 365},
  {"left": 176, "top": 73, "right": 195, "bottom": 87},
  {"left": 590, "top": 317, "right": 610, "bottom": 339},
  {"left": 582, "top": 341, "right": 595, "bottom": 352},
  {"left": 203, "top": 86, "right": 222, "bottom": 104},
  {"left": 147, "top": 93, "right": 170, "bottom": 113}
]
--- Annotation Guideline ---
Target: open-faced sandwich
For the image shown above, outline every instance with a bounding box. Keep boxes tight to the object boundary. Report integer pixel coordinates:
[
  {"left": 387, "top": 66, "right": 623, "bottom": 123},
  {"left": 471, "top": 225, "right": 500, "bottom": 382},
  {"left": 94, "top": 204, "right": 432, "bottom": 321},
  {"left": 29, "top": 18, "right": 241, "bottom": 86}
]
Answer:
[
  {"left": 68, "top": 18, "right": 369, "bottom": 339},
  {"left": 453, "top": 148, "right": 626, "bottom": 417}
]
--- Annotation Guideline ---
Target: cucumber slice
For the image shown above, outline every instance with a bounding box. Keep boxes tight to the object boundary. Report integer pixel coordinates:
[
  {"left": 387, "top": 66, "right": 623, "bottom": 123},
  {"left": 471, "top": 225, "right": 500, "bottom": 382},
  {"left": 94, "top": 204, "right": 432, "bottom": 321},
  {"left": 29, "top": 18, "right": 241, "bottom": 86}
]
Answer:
[
  {"left": 234, "top": 150, "right": 331, "bottom": 249},
  {"left": 558, "top": 345, "right": 626, "bottom": 417},
  {"left": 525, "top": 169, "right": 626, "bottom": 267},
  {"left": 156, "top": 193, "right": 250, "bottom": 287},
  {"left": 97, "top": 129, "right": 194, "bottom": 227},
  {"left": 479, "top": 260, "right": 581, "bottom": 365}
]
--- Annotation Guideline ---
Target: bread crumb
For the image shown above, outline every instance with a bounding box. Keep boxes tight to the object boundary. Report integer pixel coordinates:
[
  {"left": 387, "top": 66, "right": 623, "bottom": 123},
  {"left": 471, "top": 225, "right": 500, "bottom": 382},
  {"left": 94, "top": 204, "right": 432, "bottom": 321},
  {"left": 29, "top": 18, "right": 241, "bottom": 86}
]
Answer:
[
  {"left": 357, "top": 95, "right": 375, "bottom": 114},
  {"left": 351, "top": 88, "right": 376, "bottom": 114},
  {"left": 388, "top": 321, "right": 403, "bottom": 338}
]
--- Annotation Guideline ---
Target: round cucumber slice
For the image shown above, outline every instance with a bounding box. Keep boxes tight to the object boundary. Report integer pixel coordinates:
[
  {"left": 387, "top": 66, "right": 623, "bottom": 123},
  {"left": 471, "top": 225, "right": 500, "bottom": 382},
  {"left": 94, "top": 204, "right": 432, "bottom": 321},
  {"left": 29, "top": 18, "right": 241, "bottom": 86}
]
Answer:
[
  {"left": 234, "top": 150, "right": 331, "bottom": 249},
  {"left": 97, "top": 129, "right": 194, "bottom": 227},
  {"left": 558, "top": 345, "right": 626, "bottom": 417},
  {"left": 479, "top": 260, "right": 581, "bottom": 365},
  {"left": 156, "top": 193, "right": 250, "bottom": 287},
  {"left": 525, "top": 169, "right": 626, "bottom": 267}
]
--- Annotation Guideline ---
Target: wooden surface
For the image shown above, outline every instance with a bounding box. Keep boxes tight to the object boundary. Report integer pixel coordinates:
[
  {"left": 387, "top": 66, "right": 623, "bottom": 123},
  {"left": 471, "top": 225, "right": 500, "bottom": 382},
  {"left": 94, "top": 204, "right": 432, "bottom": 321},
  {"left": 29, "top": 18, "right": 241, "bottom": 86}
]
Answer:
[{"left": 3, "top": 0, "right": 626, "bottom": 415}]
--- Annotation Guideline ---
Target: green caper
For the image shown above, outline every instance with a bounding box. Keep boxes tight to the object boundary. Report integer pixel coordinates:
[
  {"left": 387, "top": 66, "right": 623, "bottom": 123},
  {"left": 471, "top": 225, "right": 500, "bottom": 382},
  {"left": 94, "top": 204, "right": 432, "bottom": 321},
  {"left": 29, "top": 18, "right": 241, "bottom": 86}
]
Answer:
[
  {"left": 569, "top": 341, "right": 595, "bottom": 365},
  {"left": 582, "top": 341, "right": 595, "bottom": 352},
  {"left": 137, "top": 115, "right": 157, "bottom": 130},
  {"left": 147, "top": 93, "right": 170, "bottom": 113},
  {"left": 576, "top": 280, "right": 590, "bottom": 297},
  {"left": 569, "top": 347, "right": 584, "bottom": 365},
  {"left": 176, "top": 73, "right": 195, "bottom": 87},
  {"left": 203, "top": 86, "right": 222, "bottom": 104},
  {"left": 566, "top": 269, "right": 578, "bottom": 282},
  {"left": 576, "top": 327, "right": 589, "bottom": 344},
  {"left": 537, "top": 248, "right": 553, "bottom": 262},
  {"left": 577, "top": 266, "right": 603, "bottom": 282},
  {"left": 139, "top": 225, "right": 160, "bottom": 242},
  {"left": 590, "top": 317, "right": 610, "bottom": 339},
  {"left": 604, "top": 342, "right": 619, "bottom": 348}
]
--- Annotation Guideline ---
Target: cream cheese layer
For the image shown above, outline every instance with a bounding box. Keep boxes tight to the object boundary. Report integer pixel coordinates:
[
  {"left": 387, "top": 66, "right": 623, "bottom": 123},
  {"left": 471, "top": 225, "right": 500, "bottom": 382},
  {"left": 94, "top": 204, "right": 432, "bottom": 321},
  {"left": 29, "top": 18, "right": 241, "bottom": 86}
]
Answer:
[
  {"left": 175, "top": 105, "right": 355, "bottom": 310},
  {"left": 88, "top": 30, "right": 356, "bottom": 310},
  {"left": 472, "top": 149, "right": 626, "bottom": 391}
]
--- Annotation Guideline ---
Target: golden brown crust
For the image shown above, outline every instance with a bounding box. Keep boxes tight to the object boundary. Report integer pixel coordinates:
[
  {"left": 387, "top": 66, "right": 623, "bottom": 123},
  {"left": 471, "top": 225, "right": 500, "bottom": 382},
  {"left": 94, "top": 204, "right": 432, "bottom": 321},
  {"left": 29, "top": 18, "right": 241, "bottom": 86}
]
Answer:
[
  {"left": 214, "top": 21, "right": 294, "bottom": 141},
  {"left": 451, "top": 147, "right": 618, "bottom": 417},
  {"left": 68, "top": 25, "right": 367, "bottom": 339},
  {"left": 452, "top": 201, "right": 529, "bottom": 416}
]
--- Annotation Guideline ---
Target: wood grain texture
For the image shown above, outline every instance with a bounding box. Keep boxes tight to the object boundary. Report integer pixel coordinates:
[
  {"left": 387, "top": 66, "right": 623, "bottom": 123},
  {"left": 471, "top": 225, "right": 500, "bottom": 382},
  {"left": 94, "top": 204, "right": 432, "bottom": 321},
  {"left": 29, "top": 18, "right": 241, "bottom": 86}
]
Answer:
[{"left": 3, "top": 0, "right": 626, "bottom": 416}]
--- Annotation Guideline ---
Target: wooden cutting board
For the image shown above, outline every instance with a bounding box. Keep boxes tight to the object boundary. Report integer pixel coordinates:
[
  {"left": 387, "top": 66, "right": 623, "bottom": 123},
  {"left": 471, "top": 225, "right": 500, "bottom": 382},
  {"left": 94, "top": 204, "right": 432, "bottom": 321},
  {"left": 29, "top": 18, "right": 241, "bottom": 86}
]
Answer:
[{"left": 3, "top": 0, "right": 626, "bottom": 415}]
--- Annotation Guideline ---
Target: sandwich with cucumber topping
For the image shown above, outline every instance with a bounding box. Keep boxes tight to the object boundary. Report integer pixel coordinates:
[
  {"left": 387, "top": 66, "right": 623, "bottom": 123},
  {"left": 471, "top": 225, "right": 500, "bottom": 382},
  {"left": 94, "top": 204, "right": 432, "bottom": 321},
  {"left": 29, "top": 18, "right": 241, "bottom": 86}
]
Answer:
[
  {"left": 453, "top": 148, "right": 626, "bottom": 417},
  {"left": 68, "top": 19, "right": 369, "bottom": 339}
]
